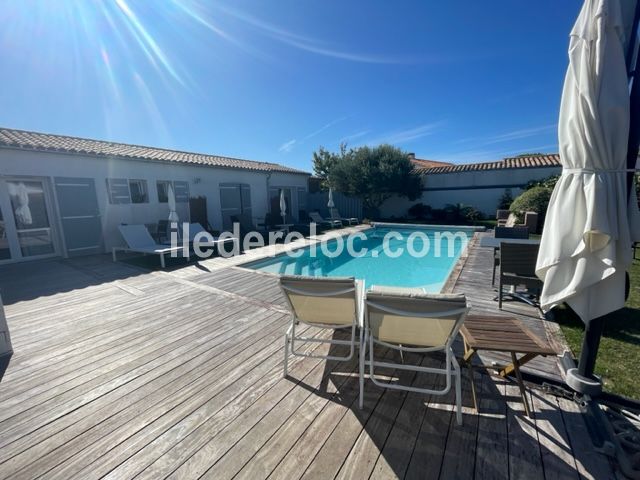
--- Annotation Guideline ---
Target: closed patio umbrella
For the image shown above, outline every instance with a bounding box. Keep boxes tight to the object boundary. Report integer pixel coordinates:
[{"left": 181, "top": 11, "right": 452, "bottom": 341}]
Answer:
[
  {"left": 327, "top": 187, "right": 335, "bottom": 208},
  {"left": 14, "top": 183, "right": 32, "bottom": 227},
  {"left": 279, "top": 189, "right": 287, "bottom": 224},
  {"left": 168, "top": 183, "right": 179, "bottom": 243},
  {"left": 536, "top": 0, "right": 640, "bottom": 392},
  {"left": 168, "top": 183, "right": 179, "bottom": 223}
]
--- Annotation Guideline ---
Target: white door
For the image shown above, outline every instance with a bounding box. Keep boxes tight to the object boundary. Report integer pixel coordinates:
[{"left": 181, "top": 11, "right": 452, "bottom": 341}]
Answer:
[{"left": 0, "top": 177, "right": 60, "bottom": 263}]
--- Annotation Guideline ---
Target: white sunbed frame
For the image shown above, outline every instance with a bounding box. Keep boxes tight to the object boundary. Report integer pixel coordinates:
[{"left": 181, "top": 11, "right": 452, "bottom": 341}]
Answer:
[
  {"left": 359, "top": 297, "right": 469, "bottom": 425},
  {"left": 113, "top": 224, "right": 187, "bottom": 269},
  {"left": 281, "top": 279, "right": 364, "bottom": 377}
]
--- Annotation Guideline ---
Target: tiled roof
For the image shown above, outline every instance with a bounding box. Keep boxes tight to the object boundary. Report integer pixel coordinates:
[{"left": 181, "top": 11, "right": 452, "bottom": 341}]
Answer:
[
  {"left": 410, "top": 158, "right": 454, "bottom": 169},
  {"left": 414, "top": 154, "right": 561, "bottom": 174},
  {"left": 0, "top": 127, "right": 308, "bottom": 175}
]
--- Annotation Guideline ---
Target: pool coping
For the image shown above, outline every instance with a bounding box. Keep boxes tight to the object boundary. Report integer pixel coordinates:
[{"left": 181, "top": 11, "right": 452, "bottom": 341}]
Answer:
[{"left": 234, "top": 222, "right": 479, "bottom": 293}]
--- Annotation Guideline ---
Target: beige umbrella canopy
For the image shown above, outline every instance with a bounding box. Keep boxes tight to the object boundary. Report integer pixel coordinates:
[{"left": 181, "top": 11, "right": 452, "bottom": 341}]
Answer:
[{"left": 536, "top": 0, "right": 640, "bottom": 325}]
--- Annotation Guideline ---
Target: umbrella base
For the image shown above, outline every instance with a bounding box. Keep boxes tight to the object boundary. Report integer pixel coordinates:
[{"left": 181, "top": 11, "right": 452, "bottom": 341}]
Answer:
[{"left": 566, "top": 367, "right": 603, "bottom": 396}]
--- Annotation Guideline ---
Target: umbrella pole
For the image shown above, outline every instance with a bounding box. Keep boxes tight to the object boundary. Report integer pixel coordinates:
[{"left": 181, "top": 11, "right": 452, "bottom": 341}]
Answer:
[{"left": 576, "top": 0, "right": 640, "bottom": 382}]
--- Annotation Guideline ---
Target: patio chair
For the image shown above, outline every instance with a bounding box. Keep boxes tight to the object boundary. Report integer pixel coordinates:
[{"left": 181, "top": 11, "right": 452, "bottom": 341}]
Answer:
[
  {"left": 309, "top": 211, "right": 342, "bottom": 229},
  {"left": 113, "top": 224, "right": 186, "bottom": 269},
  {"left": 280, "top": 275, "right": 363, "bottom": 377},
  {"left": 498, "top": 242, "right": 543, "bottom": 310},
  {"left": 505, "top": 211, "right": 539, "bottom": 233},
  {"left": 492, "top": 226, "right": 530, "bottom": 285},
  {"left": 330, "top": 207, "right": 359, "bottom": 225},
  {"left": 496, "top": 209, "right": 510, "bottom": 227},
  {"left": 359, "top": 286, "right": 469, "bottom": 425}
]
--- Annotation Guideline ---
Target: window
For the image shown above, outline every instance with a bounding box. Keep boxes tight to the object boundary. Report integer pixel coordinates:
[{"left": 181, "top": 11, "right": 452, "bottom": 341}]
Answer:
[
  {"left": 106, "top": 178, "right": 131, "bottom": 204},
  {"left": 157, "top": 180, "right": 170, "bottom": 203},
  {"left": 128, "top": 179, "right": 148, "bottom": 204}
]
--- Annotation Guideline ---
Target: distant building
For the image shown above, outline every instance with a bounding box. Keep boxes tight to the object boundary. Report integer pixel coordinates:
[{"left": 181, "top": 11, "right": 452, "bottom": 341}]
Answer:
[
  {"left": 0, "top": 128, "right": 309, "bottom": 264},
  {"left": 381, "top": 154, "right": 561, "bottom": 217}
]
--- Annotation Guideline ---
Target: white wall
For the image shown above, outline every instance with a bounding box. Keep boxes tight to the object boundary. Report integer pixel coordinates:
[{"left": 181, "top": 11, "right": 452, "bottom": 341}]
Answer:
[
  {"left": 380, "top": 166, "right": 561, "bottom": 218},
  {"left": 0, "top": 148, "right": 309, "bottom": 256}
]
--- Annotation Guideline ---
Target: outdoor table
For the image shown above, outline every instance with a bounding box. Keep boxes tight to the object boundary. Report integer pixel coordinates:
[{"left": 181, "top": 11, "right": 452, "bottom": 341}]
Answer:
[
  {"left": 460, "top": 314, "right": 556, "bottom": 418},
  {"left": 479, "top": 237, "right": 540, "bottom": 249}
]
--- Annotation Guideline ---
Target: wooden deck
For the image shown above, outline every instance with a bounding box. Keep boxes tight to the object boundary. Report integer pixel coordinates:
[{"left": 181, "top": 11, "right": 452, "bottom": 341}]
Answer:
[{"left": 0, "top": 232, "right": 618, "bottom": 479}]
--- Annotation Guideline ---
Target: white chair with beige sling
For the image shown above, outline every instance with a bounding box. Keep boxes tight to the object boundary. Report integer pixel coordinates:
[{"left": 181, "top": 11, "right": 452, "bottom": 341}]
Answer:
[
  {"left": 359, "top": 286, "right": 469, "bottom": 424},
  {"left": 279, "top": 275, "right": 363, "bottom": 377}
]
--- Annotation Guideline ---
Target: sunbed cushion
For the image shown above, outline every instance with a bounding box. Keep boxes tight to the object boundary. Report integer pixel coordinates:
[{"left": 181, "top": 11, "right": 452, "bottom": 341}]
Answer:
[
  {"left": 280, "top": 275, "right": 357, "bottom": 326},
  {"left": 366, "top": 287, "right": 467, "bottom": 347}
]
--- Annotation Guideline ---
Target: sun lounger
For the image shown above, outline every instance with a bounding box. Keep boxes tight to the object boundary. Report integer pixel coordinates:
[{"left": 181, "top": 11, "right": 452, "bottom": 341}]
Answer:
[
  {"left": 113, "top": 224, "right": 186, "bottom": 269},
  {"left": 330, "top": 207, "right": 359, "bottom": 225},
  {"left": 184, "top": 223, "right": 236, "bottom": 249},
  {"left": 309, "top": 212, "right": 342, "bottom": 228},
  {"left": 360, "top": 286, "right": 469, "bottom": 424},
  {"left": 280, "top": 275, "right": 363, "bottom": 377}
]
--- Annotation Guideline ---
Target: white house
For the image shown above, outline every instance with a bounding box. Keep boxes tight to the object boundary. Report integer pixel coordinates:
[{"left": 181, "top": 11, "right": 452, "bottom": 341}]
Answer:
[
  {"left": 0, "top": 127, "right": 309, "bottom": 264},
  {"left": 380, "top": 154, "right": 562, "bottom": 218}
]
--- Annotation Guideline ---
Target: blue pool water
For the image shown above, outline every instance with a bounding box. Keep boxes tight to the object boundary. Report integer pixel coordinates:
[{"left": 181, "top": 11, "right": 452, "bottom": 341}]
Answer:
[{"left": 243, "top": 225, "right": 476, "bottom": 292}]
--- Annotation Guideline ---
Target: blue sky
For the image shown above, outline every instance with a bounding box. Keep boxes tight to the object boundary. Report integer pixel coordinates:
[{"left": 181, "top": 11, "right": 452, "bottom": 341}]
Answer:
[{"left": 0, "top": 1, "right": 581, "bottom": 171}]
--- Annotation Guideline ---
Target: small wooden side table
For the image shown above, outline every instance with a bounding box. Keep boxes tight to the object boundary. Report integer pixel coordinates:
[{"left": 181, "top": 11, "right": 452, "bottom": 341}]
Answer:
[{"left": 460, "top": 314, "right": 557, "bottom": 418}]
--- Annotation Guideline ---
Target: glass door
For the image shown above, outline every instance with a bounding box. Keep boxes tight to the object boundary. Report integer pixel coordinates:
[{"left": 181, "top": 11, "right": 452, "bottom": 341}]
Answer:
[{"left": 0, "top": 177, "right": 59, "bottom": 262}]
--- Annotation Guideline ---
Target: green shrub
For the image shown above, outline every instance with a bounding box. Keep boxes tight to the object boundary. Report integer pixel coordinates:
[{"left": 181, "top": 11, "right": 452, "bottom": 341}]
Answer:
[
  {"left": 525, "top": 174, "right": 559, "bottom": 191},
  {"left": 510, "top": 186, "right": 552, "bottom": 224}
]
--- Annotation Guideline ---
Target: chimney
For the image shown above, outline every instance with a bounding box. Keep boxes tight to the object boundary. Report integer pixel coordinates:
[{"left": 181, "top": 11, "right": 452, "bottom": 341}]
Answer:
[{"left": 407, "top": 152, "right": 416, "bottom": 160}]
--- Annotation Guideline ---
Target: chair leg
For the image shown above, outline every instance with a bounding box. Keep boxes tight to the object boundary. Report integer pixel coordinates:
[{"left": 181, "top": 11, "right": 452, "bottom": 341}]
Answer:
[
  {"left": 498, "top": 279, "right": 503, "bottom": 309},
  {"left": 359, "top": 329, "right": 365, "bottom": 409},
  {"left": 283, "top": 333, "right": 289, "bottom": 377},
  {"left": 453, "top": 357, "right": 462, "bottom": 426},
  {"left": 492, "top": 260, "right": 497, "bottom": 286}
]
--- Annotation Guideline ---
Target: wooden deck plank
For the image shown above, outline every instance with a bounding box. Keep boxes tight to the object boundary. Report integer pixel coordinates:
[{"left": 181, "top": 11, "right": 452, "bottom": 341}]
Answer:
[
  {"left": 3, "top": 311, "right": 290, "bottom": 478},
  {"left": 368, "top": 357, "right": 443, "bottom": 480},
  {"left": 338, "top": 355, "right": 437, "bottom": 480},
  {"left": 133, "top": 342, "right": 339, "bottom": 480},
  {"left": 198, "top": 348, "right": 361, "bottom": 480},
  {"left": 556, "top": 397, "right": 617, "bottom": 480},
  {"left": 473, "top": 373, "right": 509, "bottom": 480},
  {"left": 299, "top": 352, "right": 418, "bottom": 480},
  {"left": 402, "top": 363, "right": 454, "bottom": 480},
  {"left": 530, "top": 389, "right": 580, "bottom": 480},
  {"left": 505, "top": 383, "right": 544, "bottom": 480},
  {"left": 47, "top": 326, "right": 318, "bottom": 480}
]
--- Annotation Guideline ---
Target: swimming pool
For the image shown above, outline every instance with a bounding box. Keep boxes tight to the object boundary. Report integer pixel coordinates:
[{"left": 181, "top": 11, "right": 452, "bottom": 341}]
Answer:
[{"left": 242, "top": 224, "right": 479, "bottom": 292}]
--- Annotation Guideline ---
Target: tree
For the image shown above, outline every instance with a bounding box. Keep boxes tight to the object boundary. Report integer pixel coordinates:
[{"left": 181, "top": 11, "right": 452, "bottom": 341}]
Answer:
[
  {"left": 312, "top": 144, "right": 422, "bottom": 214},
  {"left": 497, "top": 188, "right": 513, "bottom": 210}
]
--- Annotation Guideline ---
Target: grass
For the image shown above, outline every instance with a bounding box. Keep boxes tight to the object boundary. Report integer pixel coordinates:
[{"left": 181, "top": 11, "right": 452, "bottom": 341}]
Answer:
[{"left": 556, "top": 257, "right": 640, "bottom": 399}]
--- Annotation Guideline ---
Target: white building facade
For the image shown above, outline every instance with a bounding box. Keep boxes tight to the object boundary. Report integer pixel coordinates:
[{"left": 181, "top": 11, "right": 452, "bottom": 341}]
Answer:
[
  {"left": 380, "top": 155, "right": 561, "bottom": 218},
  {"left": 0, "top": 128, "right": 309, "bottom": 264}
]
